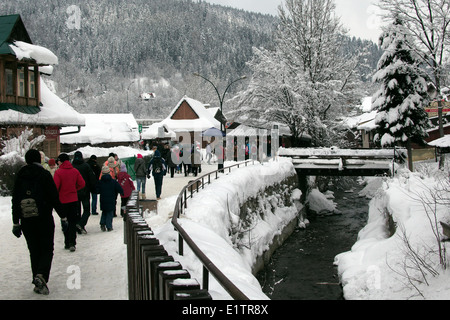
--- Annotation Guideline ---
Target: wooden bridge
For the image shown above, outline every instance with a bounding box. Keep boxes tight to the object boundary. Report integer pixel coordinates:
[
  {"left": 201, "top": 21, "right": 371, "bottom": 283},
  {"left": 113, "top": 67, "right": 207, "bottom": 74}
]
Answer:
[{"left": 279, "top": 147, "right": 406, "bottom": 177}]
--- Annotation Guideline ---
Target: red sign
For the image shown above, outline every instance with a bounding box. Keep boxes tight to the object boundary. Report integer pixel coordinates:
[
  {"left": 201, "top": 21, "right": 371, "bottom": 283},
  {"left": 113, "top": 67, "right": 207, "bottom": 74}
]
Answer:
[{"left": 45, "top": 126, "right": 60, "bottom": 139}]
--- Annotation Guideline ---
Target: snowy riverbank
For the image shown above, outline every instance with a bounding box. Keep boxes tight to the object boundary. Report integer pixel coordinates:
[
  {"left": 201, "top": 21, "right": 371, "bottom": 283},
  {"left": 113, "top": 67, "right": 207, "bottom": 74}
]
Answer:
[{"left": 336, "top": 163, "right": 450, "bottom": 300}]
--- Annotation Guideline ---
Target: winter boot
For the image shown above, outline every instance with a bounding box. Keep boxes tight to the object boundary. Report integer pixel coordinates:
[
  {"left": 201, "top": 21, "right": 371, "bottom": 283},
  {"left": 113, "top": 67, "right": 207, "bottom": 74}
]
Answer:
[
  {"left": 142, "top": 193, "right": 146, "bottom": 200},
  {"left": 138, "top": 192, "right": 142, "bottom": 200},
  {"left": 33, "top": 274, "right": 49, "bottom": 295}
]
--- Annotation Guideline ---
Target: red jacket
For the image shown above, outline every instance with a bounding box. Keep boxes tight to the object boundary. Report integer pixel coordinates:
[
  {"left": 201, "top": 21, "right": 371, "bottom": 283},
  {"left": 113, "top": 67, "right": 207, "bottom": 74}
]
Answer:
[
  {"left": 117, "top": 171, "right": 135, "bottom": 198},
  {"left": 54, "top": 160, "right": 85, "bottom": 204}
]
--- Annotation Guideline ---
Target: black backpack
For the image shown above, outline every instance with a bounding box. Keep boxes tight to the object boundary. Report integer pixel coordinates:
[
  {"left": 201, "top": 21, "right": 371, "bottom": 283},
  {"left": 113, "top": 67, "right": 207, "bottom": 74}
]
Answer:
[
  {"left": 152, "top": 157, "right": 163, "bottom": 174},
  {"left": 18, "top": 177, "right": 40, "bottom": 219}
]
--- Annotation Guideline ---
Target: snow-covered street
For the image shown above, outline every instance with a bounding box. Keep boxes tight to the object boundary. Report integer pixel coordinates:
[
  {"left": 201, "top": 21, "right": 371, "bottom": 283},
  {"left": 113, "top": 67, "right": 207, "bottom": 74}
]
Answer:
[{"left": 0, "top": 163, "right": 220, "bottom": 300}]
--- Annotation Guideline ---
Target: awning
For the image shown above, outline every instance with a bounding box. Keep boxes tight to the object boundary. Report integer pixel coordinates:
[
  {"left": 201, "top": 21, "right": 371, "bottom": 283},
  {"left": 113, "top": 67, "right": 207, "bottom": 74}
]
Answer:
[{"left": 0, "top": 102, "right": 40, "bottom": 115}]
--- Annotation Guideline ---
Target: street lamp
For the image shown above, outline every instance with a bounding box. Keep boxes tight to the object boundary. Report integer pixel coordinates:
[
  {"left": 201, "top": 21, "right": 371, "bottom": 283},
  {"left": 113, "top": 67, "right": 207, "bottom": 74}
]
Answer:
[
  {"left": 193, "top": 73, "right": 247, "bottom": 132},
  {"left": 126, "top": 80, "right": 135, "bottom": 112}
]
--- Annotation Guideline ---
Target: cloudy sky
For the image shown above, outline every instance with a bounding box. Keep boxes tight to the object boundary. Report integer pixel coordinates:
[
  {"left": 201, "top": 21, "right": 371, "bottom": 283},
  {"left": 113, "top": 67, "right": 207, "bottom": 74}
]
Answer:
[{"left": 203, "top": 0, "right": 383, "bottom": 43}]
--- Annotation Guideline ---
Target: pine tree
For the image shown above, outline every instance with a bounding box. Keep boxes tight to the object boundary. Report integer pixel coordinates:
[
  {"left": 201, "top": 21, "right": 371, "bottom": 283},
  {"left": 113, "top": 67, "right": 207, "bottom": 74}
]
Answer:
[{"left": 372, "top": 17, "right": 430, "bottom": 170}]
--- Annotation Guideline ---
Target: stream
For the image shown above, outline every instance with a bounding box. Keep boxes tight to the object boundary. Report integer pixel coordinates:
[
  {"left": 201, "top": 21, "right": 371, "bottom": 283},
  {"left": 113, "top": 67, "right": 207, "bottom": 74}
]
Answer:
[{"left": 257, "top": 179, "right": 371, "bottom": 300}]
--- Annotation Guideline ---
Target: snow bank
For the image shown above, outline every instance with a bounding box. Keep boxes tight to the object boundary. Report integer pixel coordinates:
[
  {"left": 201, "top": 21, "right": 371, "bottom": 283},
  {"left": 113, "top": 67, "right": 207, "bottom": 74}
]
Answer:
[
  {"left": 335, "top": 168, "right": 450, "bottom": 300},
  {"left": 146, "top": 158, "right": 299, "bottom": 300}
]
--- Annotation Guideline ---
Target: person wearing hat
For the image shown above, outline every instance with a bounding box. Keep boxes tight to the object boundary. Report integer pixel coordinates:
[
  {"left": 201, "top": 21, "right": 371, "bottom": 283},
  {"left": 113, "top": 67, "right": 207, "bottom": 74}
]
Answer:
[
  {"left": 101, "top": 154, "right": 119, "bottom": 180},
  {"left": 48, "top": 158, "right": 57, "bottom": 177},
  {"left": 72, "top": 151, "right": 97, "bottom": 234},
  {"left": 54, "top": 153, "right": 85, "bottom": 252},
  {"left": 11, "top": 149, "right": 68, "bottom": 295},
  {"left": 87, "top": 155, "right": 101, "bottom": 215},
  {"left": 97, "top": 165, "right": 124, "bottom": 231},
  {"left": 117, "top": 163, "right": 135, "bottom": 217},
  {"left": 134, "top": 154, "right": 147, "bottom": 200}
]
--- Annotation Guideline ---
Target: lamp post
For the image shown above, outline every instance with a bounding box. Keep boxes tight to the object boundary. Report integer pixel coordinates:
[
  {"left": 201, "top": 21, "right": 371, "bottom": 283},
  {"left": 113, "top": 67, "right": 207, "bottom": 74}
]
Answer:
[
  {"left": 126, "top": 80, "right": 135, "bottom": 112},
  {"left": 193, "top": 73, "right": 246, "bottom": 132}
]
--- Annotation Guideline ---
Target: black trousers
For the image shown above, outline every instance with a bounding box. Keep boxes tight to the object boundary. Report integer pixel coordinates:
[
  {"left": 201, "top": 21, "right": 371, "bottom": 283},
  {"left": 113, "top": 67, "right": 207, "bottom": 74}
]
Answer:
[
  {"left": 61, "top": 202, "right": 79, "bottom": 247},
  {"left": 21, "top": 217, "right": 55, "bottom": 283}
]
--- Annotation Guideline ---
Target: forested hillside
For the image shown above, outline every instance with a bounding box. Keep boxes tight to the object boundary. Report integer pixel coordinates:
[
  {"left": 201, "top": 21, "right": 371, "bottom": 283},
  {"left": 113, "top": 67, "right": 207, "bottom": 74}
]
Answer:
[{"left": 1, "top": 0, "right": 381, "bottom": 118}]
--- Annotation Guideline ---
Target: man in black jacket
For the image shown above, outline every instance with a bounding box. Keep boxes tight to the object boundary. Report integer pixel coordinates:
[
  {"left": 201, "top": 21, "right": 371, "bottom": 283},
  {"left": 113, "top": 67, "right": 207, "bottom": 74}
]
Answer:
[
  {"left": 72, "top": 151, "right": 97, "bottom": 234},
  {"left": 87, "top": 155, "right": 101, "bottom": 215},
  {"left": 11, "top": 149, "right": 68, "bottom": 295}
]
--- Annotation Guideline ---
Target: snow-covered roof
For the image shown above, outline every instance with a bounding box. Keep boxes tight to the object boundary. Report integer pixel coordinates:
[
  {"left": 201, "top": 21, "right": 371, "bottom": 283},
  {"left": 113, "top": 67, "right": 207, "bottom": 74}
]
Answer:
[
  {"left": 9, "top": 41, "right": 58, "bottom": 65},
  {"left": 227, "top": 124, "right": 268, "bottom": 137},
  {"left": 141, "top": 122, "right": 177, "bottom": 140},
  {"left": 60, "top": 113, "right": 139, "bottom": 145},
  {"left": 0, "top": 77, "right": 85, "bottom": 127},
  {"left": 342, "top": 110, "right": 378, "bottom": 131},
  {"left": 159, "top": 96, "right": 221, "bottom": 133},
  {"left": 428, "top": 135, "right": 450, "bottom": 148}
]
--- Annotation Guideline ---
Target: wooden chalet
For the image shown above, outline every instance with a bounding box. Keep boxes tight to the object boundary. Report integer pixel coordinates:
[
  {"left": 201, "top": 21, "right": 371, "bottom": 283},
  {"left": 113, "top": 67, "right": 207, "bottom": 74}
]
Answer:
[
  {"left": 0, "top": 14, "right": 84, "bottom": 158},
  {"left": 143, "top": 96, "right": 223, "bottom": 147}
]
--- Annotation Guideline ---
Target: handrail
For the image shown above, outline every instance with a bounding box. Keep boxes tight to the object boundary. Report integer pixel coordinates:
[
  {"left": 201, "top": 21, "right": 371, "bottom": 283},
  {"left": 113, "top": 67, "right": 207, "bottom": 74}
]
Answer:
[{"left": 171, "top": 160, "right": 254, "bottom": 300}]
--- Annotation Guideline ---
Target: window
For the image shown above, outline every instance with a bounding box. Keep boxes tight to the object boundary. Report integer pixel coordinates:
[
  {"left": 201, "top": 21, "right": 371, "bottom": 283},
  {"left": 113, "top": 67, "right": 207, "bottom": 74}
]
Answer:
[
  {"left": 18, "top": 67, "right": 25, "bottom": 97},
  {"left": 5, "top": 68, "right": 13, "bottom": 95},
  {"left": 29, "top": 70, "right": 35, "bottom": 98}
]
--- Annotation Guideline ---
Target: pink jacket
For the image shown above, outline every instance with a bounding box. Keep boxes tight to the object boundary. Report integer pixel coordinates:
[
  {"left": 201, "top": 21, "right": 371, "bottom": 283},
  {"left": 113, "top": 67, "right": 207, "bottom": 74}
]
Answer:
[
  {"left": 117, "top": 171, "right": 135, "bottom": 198},
  {"left": 54, "top": 160, "right": 85, "bottom": 204}
]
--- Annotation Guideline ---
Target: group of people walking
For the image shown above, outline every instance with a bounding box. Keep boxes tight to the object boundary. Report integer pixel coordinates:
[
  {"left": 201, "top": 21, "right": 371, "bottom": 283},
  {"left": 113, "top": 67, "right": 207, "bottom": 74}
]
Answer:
[
  {"left": 11, "top": 144, "right": 213, "bottom": 295},
  {"left": 11, "top": 149, "right": 135, "bottom": 295}
]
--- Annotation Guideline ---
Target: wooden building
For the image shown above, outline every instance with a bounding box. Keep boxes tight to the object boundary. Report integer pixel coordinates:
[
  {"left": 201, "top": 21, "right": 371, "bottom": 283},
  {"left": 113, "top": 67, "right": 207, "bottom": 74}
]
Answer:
[{"left": 0, "top": 14, "right": 84, "bottom": 158}]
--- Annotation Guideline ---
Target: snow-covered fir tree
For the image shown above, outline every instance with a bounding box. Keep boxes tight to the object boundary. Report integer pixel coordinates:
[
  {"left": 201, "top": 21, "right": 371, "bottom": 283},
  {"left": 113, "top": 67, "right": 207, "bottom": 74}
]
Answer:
[{"left": 372, "top": 17, "right": 430, "bottom": 169}]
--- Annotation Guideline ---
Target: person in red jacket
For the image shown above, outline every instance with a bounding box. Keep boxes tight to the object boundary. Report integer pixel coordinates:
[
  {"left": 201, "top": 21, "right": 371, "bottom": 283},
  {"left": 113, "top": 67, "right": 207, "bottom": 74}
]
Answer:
[
  {"left": 117, "top": 163, "right": 135, "bottom": 217},
  {"left": 54, "top": 153, "right": 85, "bottom": 252}
]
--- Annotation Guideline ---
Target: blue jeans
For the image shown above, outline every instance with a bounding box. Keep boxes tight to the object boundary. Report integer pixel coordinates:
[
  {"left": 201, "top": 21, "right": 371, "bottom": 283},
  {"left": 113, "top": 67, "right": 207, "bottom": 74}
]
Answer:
[
  {"left": 91, "top": 192, "right": 98, "bottom": 214},
  {"left": 100, "top": 211, "right": 114, "bottom": 230},
  {"left": 136, "top": 177, "right": 146, "bottom": 193}
]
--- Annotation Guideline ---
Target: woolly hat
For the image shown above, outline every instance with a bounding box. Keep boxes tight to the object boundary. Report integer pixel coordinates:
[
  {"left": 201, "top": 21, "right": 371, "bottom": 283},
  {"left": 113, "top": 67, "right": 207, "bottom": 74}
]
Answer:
[
  {"left": 48, "top": 159, "right": 56, "bottom": 166},
  {"left": 101, "top": 165, "right": 110, "bottom": 175},
  {"left": 57, "top": 153, "right": 70, "bottom": 163},
  {"left": 107, "top": 156, "right": 117, "bottom": 168},
  {"left": 74, "top": 151, "right": 83, "bottom": 160},
  {"left": 90, "top": 155, "right": 97, "bottom": 161},
  {"left": 120, "top": 163, "right": 127, "bottom": 172},
  {"left": 25, "top": 149, "right": 41, "bottom": 165},
  {"left": 137, "top": 154, "right": 143, "bottom": 159}
]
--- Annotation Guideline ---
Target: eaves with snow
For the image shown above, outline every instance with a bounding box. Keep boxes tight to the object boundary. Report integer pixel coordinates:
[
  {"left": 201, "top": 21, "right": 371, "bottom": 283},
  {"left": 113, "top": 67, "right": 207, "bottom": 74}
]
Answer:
[{"left": 60, "top": 113, "right": 139, "bottom": 145}]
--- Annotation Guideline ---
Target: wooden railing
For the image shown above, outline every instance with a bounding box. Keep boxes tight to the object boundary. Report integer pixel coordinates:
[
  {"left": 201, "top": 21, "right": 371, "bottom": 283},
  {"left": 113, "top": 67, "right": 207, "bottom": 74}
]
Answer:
[{"left": 171, "top": 160, "right": 254, "bottom": 300}]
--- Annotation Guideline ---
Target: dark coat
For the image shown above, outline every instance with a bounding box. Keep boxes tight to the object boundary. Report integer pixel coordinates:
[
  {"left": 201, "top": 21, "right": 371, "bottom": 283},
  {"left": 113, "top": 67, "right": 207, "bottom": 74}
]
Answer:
[
  {"left": 12, "top": 163, "right": 64, "bottom": 225},
  {"left": 96, "top": 174, "right": 124, "bottom": 212},
  {"left": 72, "top": 157, "right": 97, "bottom": 198},
  {"left": 87, "top": 158, "right": 101, "bottom": 180},
  {"left": 134, "top": 156, "right": 147, "bottom": 178},
  {"left": 148, "top": 150, "right": 167, "bottom": 177}
]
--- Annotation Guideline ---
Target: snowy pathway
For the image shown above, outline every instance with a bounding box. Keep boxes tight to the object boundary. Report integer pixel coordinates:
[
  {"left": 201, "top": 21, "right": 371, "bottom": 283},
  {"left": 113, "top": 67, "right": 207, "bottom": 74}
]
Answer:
[{"left": 0, "top": 164, "right": 219, "bottom": 300}]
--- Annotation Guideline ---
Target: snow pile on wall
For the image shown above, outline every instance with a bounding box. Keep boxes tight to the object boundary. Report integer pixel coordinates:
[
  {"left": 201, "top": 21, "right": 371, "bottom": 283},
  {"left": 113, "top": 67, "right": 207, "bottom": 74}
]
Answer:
[
  {"left": 147, "top": 158, "right": 300, "bottom": 299},
  {"left": 335, "top": 168, "right": 450, "bottom": 300}
]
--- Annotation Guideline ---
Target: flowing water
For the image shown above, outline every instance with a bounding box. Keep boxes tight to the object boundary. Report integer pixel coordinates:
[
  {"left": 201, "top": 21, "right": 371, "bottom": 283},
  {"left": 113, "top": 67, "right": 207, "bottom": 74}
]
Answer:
[{"left": 257, "top": 179, "right": 371, "bottom": 300}]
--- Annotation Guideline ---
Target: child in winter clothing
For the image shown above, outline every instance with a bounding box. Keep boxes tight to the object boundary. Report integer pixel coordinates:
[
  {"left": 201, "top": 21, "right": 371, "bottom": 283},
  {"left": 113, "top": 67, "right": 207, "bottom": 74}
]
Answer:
[
  {"left": 97, "top": 166, "right": 124, "bottom": 231},
  {"left": 117, "top": 163, "right": 135, "bottom": 217}
]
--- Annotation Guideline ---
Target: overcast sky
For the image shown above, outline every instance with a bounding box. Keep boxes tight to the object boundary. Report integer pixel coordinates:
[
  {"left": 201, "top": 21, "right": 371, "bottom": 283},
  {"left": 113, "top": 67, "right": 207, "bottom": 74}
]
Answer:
[{"left": 203, "top": 0, "right": 383, "bottom": 43}]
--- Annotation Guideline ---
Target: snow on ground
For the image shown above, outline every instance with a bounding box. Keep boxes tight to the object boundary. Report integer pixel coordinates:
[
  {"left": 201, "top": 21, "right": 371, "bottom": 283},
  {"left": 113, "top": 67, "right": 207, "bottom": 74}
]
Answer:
[
  {"left": 336, "top": 164, "right": 450, "bottom": 300},
  {"left": 0, "top": 145, "right": 300, "bottom": 300},
  {"left": 2, "top": 144, "right": 450, "bottom": 300}
]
